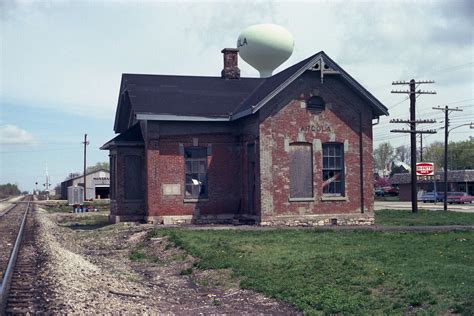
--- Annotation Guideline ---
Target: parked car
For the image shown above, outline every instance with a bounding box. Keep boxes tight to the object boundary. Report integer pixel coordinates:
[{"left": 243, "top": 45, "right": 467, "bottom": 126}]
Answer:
[
  {"left": 419, "top": 192, "right": 444, "bottom": 203},
  {"left": 383, "top": 186, "right": 399, "bottom": 196},
  {"left": 374, "top": 187, "right": 385, "bottom": 197},
  {"left": 446, "top": 192, "right": 474, "bottom": 204}
]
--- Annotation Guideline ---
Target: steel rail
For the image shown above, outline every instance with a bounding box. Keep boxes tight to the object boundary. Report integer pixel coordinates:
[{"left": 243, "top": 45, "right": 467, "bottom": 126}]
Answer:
[
  {"left": 0, "top": 204, "right": 17, "bottom": 218},
  {"left": 0, "top": 202, "right": 31, "bottom": 312}
]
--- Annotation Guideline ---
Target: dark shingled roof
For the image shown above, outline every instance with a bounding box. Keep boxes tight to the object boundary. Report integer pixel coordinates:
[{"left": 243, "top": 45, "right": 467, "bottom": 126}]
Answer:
[
  {"left": 112, "top": 51, "right": 389, "bottom": 133},
  {"left": 391, "top": 170, "right": 474, "bottom": 184},
  {"left": 125, "top": 75, "right": 264, "bottom": 118},
  {"left": 100, "top": 123, "right": 143, "bottom": 149}
]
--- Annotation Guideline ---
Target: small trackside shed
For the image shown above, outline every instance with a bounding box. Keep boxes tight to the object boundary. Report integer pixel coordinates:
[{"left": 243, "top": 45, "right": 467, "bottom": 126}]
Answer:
[{"left": 101, "top": 50, "right": 389, "bottom": 226}]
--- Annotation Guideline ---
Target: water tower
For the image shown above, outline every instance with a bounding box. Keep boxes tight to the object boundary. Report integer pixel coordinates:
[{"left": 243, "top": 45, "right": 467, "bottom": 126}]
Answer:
[{"left": 237, "top": 24, "right": 294, "bottom": 78}]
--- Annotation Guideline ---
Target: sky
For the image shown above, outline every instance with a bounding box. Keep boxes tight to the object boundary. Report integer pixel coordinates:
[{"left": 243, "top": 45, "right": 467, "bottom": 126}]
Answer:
[{"left": 1, "top": 0, "right": 473, "bottom": 192}]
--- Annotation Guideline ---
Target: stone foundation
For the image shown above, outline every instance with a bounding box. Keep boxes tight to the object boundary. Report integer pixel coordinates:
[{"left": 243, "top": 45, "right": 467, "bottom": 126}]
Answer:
[
  {"left": 113, "top": 212, "right": 374, "bottom": 227},
  {"left": 260, "top": 213, "right": 374, "bottom": 227},
  {"left": 109, "top": 214, "right": 145, "bottom": 223},
  {"left": 145, "top": 214, "right": 247, "bottom": 225}
]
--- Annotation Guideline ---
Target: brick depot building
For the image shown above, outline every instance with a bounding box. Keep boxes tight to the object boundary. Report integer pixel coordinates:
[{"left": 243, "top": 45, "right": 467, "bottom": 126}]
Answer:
[{"left": 101, "top": 50, "right": 388, "bottom": 226}]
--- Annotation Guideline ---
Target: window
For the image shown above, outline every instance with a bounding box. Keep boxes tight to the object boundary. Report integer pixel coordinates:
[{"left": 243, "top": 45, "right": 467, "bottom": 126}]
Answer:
[
  {"left": 184, "top": 147, "right": 208, "bottom": 198},
  {"left": 322, "top": 143, "right": 344, "bottom": 195},
  {"left": 289, "top": 143, "right": 313, "bottom": 198}
]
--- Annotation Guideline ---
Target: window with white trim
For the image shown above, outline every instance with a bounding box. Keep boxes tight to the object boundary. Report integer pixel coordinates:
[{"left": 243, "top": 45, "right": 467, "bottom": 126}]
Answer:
[
  {"left": 322, "top": 143, "right": 344, "bottom": 195},
  {"left": 184, "top": 147, "right": 208, "bottom": 198}
]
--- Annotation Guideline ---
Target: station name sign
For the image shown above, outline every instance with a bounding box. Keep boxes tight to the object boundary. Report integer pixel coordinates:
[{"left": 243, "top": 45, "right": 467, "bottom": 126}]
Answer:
[{"left": 416, "top": 162, "right": 434, "bottom": 176}]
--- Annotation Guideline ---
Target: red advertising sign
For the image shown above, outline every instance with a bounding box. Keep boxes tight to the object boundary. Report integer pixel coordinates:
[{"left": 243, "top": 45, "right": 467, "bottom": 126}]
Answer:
[{"left": 416, "top": 162, "right": 434, "bottom": 176}]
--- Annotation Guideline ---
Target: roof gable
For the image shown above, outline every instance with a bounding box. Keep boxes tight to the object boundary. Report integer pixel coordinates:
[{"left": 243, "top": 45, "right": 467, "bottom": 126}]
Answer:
[{"left": 232, "top": 51, "right": 389, "bottom": 119}]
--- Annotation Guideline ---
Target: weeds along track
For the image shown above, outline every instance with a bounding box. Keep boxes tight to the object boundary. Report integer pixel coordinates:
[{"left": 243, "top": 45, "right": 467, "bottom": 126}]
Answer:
[{"left": 0, "top": 196, "right": 47, "bottom": 314}]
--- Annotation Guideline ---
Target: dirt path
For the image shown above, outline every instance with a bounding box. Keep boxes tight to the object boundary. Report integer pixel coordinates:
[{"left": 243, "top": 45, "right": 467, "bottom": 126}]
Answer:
[{"left": 34, "top": 207, "right": 300, "bottom": 314}]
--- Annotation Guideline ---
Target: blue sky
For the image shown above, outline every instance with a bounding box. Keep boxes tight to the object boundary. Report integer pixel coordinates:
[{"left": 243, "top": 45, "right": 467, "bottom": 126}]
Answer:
[{"left": 1, "top": 0, "right": 473, "bottom": 191}]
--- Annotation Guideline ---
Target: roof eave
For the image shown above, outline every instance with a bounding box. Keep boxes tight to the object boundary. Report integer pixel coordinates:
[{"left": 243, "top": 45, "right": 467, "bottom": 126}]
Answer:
[
  {"left": 230, "top": 108, "right": 253, "bottom": 121},
  {"left": 100, "top": 140, "right": 144, "bottom": 150},
  {"left": 136, "top": 113, "right": 230, "bottom": 122}
]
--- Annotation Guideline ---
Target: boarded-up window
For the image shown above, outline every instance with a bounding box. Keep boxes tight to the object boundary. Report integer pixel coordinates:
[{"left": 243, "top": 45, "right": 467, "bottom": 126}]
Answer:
[
  {"left": 322, "top": 143, "right": 344, "bottom": 195},
  {"left": 289, "top": 143, "right": 313, "bottom": 198},
  {"left": 124, "top": 155, "right": 142, "bottom": 200},
  {"left": 184, "top": 147, "right": 208, "bottom": 198}
]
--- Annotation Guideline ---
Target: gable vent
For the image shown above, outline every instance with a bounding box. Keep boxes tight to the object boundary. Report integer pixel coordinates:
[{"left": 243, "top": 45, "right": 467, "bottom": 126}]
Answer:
[{"left": 306, "top": 96, "right": 325, "bottom": 113}]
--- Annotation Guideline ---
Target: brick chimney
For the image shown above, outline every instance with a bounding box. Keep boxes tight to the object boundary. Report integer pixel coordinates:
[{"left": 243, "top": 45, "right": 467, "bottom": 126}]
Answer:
[{"left": 221, "top": 48, "right": 240, "bottom": 79}]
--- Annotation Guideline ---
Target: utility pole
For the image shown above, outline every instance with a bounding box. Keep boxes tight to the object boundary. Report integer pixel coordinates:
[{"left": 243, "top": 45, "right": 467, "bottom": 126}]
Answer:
[
  {"left": 419, "top": 134, "right": 423, "bottom": 162},
  {"left": 432, "top": 106, "right": 463, "bottom": 211},
  {"left": 391, "top": 79, "right": 436, "bottom": 213},
  {"left": 82, "top": 134, "right": 89, "bottom": 201}
]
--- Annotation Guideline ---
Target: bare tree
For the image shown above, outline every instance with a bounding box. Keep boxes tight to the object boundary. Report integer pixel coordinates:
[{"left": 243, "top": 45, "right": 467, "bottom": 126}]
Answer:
[
  {"left": 395, "top": 145, "right": 410, "bottom": 164},
  {"left": 373, "top": 142, "right": 394, "bottom": 177}
]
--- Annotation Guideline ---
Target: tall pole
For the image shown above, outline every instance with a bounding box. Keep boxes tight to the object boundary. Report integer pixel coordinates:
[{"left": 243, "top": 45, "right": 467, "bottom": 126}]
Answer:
[
  {"left": 391, "top": 79, "right": 436, "bottom": 213},
  {"left": 83, "top": 134, "right": 89, "bottom": 201},
  {"left": 420, "top": 134, "right": 423, "bottom": 162},
  {"left": 443, "top": 107, "right": 448, "bottom": 211},
  {"left": 432, "top": 106, "right": 463, "bottom": 211},
  {"left": 409, "top": 80, "right": 417, "bottom": 213}
]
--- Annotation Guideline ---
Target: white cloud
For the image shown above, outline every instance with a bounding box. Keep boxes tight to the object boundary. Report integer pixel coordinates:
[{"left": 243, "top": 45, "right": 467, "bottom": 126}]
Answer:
[{"left": 0, "top": 124, "right": 36, "bottom": 144}]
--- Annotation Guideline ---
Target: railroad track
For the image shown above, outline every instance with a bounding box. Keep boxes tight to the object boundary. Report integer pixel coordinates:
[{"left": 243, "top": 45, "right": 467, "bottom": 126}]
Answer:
[{"left": 0, "top": 196, "right": 47, "bottom": 314}]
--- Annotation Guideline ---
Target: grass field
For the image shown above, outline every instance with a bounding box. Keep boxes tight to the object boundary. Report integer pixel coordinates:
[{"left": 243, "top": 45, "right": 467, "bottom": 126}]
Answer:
[
  {"left": 150, "top": 228, "right": 474, "bottom": 315},
  {"left": 376, "top": 209, "right": 474, "bottom": 226}
]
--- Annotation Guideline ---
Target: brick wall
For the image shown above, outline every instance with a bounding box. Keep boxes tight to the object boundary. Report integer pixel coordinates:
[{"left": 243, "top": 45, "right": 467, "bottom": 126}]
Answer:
[
  {"left": 145, "top": 133, "right": 245, "bottom": 223},
  {"left": 258, "top": 72, "right": 375, "bottom": 225}
]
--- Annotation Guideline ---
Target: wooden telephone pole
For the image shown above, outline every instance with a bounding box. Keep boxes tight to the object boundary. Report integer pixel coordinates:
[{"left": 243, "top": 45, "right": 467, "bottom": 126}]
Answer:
[
  {"left": 432, "top": 106, "right": 463, "bottom": 211},
  {"left": 390, "top": 79, "right": 436, "bottom": 213}
]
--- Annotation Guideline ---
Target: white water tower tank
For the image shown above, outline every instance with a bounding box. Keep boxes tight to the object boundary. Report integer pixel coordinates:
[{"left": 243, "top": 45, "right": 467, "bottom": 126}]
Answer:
[{"left": 237, "top": 24, "right": 294, "bottom": 77}]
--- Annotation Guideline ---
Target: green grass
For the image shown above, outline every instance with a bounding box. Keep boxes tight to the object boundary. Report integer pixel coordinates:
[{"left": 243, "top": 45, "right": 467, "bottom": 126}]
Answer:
[
  {"left": 150, "top": 228, "right": 474, "bottom": 315},
  {"left": 376, "top": 209, "right": 474, "bottom": 226},
  {"left": 44, "top": 203, "right": 72, "bottom": 213},
  {"left": 60, "top": 214, "right": 111, "bottom": 229},
  {"left": 375, "top": 196, "right": 400, "bottom": 202}
]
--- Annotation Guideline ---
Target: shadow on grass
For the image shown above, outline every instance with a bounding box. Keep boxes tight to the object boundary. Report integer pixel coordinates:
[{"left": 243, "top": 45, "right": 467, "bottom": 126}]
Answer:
[{"left": 61, "top": 215, "right": 112, "bottom": 230}]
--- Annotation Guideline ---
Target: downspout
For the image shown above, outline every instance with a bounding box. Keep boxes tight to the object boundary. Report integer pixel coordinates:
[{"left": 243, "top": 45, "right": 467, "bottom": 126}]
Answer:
[{"left": 359, "top": 112, "right": 364, "bottom": 213}]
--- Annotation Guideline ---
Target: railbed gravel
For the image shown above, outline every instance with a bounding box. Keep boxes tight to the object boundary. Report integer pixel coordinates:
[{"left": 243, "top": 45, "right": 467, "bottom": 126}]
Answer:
[{"left": 34, "top": 207, "right": 299, "bottom": 314}]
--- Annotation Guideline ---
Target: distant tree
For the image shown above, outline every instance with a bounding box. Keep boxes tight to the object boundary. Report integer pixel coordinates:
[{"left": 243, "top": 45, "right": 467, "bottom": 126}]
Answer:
[
  {"left": 375, "top": 177, "right": 390, "bottom": 188},
  {"left": 0, "top": 183, "right": 21, "bottom": 198},
  {"left": 449, "top": 137, "right": 474, "bottom": 170},
  {"left": 373, "top": 142, "right": 394, "bottom": 176},
  {"left": 65, "top": 172, "right": 81, "bottom": 180},
  {"left": 424, "top": 141, "right": 445, "bottom": 170},
  {"left": 423, "top": 138, "right": 474, "bottom": 171},
  {"left": 86, "top": 162, "right": 109, "bottom": 173},
  {"left": 395, "top": 145, "right": 410, "bottom": 164}
]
